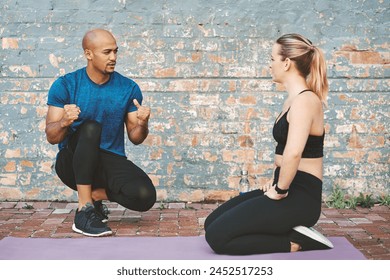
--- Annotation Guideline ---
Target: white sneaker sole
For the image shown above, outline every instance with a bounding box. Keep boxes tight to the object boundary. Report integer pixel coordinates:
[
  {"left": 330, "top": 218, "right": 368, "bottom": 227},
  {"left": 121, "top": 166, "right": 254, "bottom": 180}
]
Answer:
[
  {"left": 72, "top": 224, "right": 113, "bottom": 237},
  {"left": 293, "top": 226, "right": 334, "bottom": 248}
]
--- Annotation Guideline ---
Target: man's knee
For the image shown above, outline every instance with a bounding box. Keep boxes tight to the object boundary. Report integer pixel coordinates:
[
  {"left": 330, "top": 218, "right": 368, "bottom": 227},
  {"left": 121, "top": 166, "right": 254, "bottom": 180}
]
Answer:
[
  {"left": 116, "top": 182, "right": 156, "bottom": 212},
  {"left": 136, "top": 186, "right": 156, "bottom": 212},
  {"left": 80, "top": 120, "right": 102, "bottom": 139}
]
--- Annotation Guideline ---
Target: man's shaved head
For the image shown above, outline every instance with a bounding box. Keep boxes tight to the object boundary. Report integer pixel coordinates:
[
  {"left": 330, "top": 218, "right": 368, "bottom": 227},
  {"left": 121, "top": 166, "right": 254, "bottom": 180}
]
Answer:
[{"left": 82, "top": 29, "right": 116, "bottom": 50}]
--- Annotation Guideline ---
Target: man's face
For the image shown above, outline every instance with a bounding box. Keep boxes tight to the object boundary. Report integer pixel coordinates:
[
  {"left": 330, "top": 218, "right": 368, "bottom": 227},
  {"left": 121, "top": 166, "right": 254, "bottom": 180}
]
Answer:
[{"left": 86, "top": 34, "right": 118, "bottom": 75}]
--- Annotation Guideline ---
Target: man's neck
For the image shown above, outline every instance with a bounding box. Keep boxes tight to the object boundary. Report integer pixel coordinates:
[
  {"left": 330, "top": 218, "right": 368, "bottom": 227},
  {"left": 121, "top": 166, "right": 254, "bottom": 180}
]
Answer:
[{"left": 86, "top": 67, "right": 111, "bottom": 85}]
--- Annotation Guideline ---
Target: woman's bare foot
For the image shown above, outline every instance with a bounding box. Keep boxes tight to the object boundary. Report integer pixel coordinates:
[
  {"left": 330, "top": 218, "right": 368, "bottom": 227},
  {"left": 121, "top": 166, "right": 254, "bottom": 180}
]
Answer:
[{"left": 290, "top": 242, "right": 301, "bottom": 252}]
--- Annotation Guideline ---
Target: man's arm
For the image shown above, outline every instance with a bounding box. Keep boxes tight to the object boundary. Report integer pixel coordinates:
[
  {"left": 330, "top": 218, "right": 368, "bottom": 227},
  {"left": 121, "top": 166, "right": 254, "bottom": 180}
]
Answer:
[
  {"left": 125, "top": 99, "right": 150, "bottom": 145},
  {"left": 45, "top": 105, "right": 80, "bottom": 144}
]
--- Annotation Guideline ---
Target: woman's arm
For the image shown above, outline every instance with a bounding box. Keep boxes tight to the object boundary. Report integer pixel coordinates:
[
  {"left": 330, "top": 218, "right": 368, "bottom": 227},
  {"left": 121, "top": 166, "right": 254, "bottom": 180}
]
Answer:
[{"left": 265, "top": 95, "right": 316, "bottom": 200}]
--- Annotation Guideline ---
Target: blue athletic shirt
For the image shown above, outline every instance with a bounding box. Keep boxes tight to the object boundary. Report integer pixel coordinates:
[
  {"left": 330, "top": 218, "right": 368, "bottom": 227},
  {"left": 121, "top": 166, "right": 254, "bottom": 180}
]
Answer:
[{"left": 47, "top": 67, "right": 142, "bottom": 156}]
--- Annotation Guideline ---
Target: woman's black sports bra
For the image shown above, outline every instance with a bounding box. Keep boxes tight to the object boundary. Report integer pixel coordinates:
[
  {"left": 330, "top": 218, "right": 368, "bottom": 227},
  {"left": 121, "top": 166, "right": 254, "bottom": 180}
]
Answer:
[{"left": 272, "top": 90, "right": 324, "bottom": 158}]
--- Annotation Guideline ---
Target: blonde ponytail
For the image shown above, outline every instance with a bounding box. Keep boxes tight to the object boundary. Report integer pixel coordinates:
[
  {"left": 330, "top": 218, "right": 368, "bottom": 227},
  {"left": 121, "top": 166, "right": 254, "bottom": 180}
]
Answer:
[{"left": 276, "top": 34, "right": 328, "bottom": 105}]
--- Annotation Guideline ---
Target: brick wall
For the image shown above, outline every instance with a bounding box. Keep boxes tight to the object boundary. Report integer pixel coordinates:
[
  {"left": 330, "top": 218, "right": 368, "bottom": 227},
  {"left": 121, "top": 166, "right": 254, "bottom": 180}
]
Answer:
[{"left": 0, "top": 0, "right": 389, "bottom": 202}]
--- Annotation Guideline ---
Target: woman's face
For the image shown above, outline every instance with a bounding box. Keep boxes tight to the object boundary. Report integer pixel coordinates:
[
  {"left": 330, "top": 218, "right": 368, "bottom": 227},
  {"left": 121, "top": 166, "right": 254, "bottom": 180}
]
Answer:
[{"left": 269, "top": 43, "right": 285, "bottom": 83}]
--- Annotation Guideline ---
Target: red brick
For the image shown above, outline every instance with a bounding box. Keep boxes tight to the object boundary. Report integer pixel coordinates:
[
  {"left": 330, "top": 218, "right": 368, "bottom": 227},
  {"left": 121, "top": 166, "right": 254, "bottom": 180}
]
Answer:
[
  {"left": 350, "top": 51, "right": 386, "bottom": 64},
  {"left": 2, "top": 38, "right": 19, "bottom": 49}
]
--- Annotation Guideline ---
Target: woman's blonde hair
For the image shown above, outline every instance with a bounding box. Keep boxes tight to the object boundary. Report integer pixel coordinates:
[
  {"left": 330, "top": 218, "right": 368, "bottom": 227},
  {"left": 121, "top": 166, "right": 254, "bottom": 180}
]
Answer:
[{"left": 276, "top": 34, "right": 328, "bottom": 105}]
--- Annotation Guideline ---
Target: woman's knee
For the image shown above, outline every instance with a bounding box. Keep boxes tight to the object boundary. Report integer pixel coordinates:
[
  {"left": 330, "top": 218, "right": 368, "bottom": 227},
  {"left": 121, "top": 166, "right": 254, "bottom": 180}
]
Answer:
[{"left": 205, "top": 227, "right": 226, "bottom": 254}]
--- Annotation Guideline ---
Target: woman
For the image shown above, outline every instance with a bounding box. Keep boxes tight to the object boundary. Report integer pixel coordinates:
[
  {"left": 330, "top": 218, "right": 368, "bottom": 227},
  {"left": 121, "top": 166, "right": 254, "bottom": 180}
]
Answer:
[{"left": 205, "top": 34, "right": 333, "bottom": 255}]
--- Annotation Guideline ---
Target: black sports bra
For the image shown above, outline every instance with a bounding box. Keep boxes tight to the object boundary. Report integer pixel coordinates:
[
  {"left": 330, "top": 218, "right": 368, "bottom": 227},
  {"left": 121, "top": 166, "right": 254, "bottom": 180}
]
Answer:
[{"left": 272, "top": 90, "right": 324, "bottom": 158}]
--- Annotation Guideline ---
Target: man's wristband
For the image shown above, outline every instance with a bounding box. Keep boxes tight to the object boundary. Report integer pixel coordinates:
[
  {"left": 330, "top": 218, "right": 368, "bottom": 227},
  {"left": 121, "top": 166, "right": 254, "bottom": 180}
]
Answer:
[{"left": 275, "top": 184, "right": 289, "bottom": 194}]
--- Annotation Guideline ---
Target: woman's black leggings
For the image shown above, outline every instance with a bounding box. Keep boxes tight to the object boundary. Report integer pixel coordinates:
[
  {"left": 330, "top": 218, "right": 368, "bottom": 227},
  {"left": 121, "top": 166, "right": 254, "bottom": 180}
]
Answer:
[
  {"left": 205, "top": 167, "right": 322, "bottom": 255},
  {"left": 55, "top": 120, "right": 156, "bottom": 212}
]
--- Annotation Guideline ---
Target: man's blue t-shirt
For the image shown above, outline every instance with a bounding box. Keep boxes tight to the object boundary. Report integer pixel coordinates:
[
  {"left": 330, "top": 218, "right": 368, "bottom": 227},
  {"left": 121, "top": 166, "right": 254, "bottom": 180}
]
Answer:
[{"left": 47, "top": 67, "right": 142, "bottom": 156}]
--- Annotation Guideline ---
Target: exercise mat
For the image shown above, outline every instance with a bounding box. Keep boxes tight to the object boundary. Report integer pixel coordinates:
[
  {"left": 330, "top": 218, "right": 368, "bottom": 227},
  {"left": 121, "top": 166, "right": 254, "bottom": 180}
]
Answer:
[{"left": 0, "top": 236, "right": 366, "bottom": 260}]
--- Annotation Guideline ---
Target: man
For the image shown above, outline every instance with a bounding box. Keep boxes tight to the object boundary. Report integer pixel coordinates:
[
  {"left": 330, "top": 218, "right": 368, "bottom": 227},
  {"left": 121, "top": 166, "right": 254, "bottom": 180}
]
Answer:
[{"left": 45, "top": 29, "right": 156, "bottom": 237}]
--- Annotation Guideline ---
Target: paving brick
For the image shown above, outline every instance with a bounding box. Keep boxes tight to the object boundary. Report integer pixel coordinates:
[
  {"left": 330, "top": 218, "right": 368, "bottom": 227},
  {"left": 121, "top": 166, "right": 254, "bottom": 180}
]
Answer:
[
  {"left": 49, "top": 202, "right": 68, "bottom": 209},
  {"left": 317, "top": 219, "right": 335, "bottom": 224},
  {"left": 4, "top": 219, "right": 25, "bottom": 225},
  {"left": 366, "top": 214, "right": 387, "bottom": 222},
  {"left": 168, "top": 202, "right": 186, "bottom": 209},
  {"left": 117, "top": 217, "right": 141, "bottom": 223},
  {"left": 50, "top": 233, "right": 80, "bottom": 238},
  {"left": 52, "top": 209, "right": 72, "bottom": 214},
  {"left": 30, "top": 202, "right": 52, "bottom": 209},
  {"left": 31, "top": 230, "right": 55, "bottom": 238},
  {"left": 350, "top": 218, "right": 372, "bottom": 224},
  {"left": 0, "top": 202, "right": 17, "bottom": 208},
  {"left": 31, "top": 211, "right": 53, "bottom": 219},
  {"left": 64, "top": 203, "right": 78, "bottom": 209},
  {"left": 109, "top": 209, "right": 126, "bottom": 216},
  {"left": 366, "top": 245, "right": 389, "bottom": 255},
  {"left": 348, "top": 232, "right": 372, "bottom": 239},
  {"left": 41, "top": 218, "right": 65, "bottom": 225},
  {"left": 9, "top": 231, "right": 34, "bottom": 238},
  {"left": 333, "top": 219, "right": 356, "bottom": 227},
  {"left": 373, "top": 254, "right": 390, "bottom": 260},
  {"left": 178, "top": 230, "right": 200, "bottom": 236},
  {"left": 115, "top": 228, "right": 138, "bottom": 236}
]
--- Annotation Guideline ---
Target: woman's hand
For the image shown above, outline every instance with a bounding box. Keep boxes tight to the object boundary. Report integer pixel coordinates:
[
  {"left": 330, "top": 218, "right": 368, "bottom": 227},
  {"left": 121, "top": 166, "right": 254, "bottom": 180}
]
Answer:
[
  {"left": 259, "top": 179, "right": 273, "bottom": 193},
  {"left": 264, "top": 185, "right": 289, "bottom": 200}
]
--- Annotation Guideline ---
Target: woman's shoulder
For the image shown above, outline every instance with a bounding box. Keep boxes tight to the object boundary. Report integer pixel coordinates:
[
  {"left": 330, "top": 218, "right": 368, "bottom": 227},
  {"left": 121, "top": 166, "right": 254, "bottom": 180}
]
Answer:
[
  {"left": 294, "top": 91, "right": 322, "bottom": 108},
  {"left": 289, "top": 91, "right": 323, "bottom": 118}
]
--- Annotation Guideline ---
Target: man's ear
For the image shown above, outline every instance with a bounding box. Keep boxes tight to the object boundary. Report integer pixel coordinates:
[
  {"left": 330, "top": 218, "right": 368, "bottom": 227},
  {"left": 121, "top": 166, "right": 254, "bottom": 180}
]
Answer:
[{"left": 84, "top": 49, "right": 92, "bottom": 60}]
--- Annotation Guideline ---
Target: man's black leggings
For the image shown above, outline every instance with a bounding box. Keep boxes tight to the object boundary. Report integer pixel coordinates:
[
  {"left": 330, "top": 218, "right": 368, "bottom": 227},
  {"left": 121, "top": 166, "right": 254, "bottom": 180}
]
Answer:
[
  {"left": 205, "top": 167, "right": 322, "bottom": 255},
  {"left": 55, "top": 120, "right": 156, "bottom": 212}
]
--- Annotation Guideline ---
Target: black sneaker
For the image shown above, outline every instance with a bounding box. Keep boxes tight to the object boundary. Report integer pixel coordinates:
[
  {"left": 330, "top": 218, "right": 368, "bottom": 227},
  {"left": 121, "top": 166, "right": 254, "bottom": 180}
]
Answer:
[
  {"left": 289, "top": 226, "right": 333, "bottom": 251},
  {"left": 72, "top": 203, "right": 112, "bottom": 237},
  {"left": 93, "top": 200, "right": 109, "bottom": 223}
]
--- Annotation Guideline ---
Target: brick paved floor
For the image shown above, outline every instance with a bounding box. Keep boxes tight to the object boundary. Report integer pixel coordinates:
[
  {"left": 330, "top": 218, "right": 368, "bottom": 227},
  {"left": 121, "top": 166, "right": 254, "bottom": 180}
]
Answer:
[{"left": 0, "top": 201, "right": 389, "bottom": 260}]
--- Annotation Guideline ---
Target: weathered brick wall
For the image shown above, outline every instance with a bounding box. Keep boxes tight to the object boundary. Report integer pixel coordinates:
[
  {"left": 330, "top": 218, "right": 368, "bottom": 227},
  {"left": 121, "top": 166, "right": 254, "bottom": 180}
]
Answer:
[{"left": 0, "top": 0, "right": 389, "bottom": 202}]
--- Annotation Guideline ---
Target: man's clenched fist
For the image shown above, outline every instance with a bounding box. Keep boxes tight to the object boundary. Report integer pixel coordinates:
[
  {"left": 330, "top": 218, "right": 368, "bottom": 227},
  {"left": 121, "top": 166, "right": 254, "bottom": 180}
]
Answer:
[{"left": 61, "top": 104, "right": 81, "bottom": 127}]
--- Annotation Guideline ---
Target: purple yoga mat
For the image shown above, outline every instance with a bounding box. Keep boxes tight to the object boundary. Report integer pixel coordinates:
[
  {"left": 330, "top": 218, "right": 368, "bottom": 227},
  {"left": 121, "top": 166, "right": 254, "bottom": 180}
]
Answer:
[{"left": 0, "top": 236, "right": 365, "bottom": 260}]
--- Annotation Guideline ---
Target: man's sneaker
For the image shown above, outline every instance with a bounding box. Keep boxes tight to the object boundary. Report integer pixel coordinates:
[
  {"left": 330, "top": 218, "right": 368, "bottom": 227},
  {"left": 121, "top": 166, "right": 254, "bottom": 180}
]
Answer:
[
  {"left": 93, "top": 200, "right": 109, "bottom": 223},
  {"left": 289, "top": 226, "right": 334, "bottom": 251},
  {"left": 72, "top": 203, "right": 112, "bottom": 237}
]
